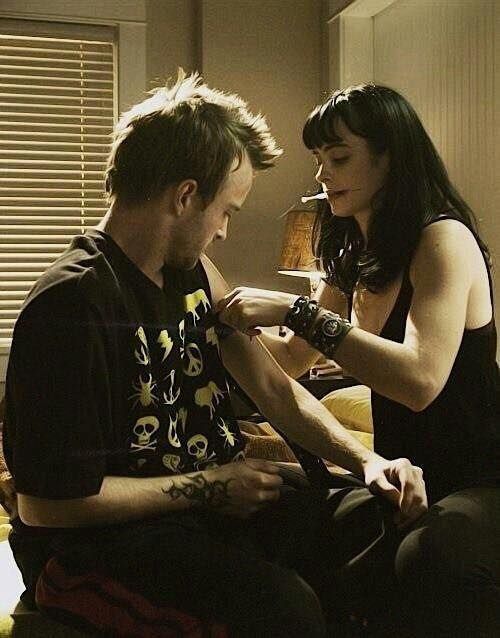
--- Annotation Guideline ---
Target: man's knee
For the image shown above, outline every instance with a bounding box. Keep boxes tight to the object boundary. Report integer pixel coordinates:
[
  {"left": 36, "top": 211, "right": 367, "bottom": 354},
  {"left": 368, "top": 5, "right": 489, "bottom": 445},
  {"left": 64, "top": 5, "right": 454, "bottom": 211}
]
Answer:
[
  {"left": 329, "top": 488, "right": 397, "bottom": 582},
  {"left": 250, "top": 569, "right": 325, "bottom": 638}
]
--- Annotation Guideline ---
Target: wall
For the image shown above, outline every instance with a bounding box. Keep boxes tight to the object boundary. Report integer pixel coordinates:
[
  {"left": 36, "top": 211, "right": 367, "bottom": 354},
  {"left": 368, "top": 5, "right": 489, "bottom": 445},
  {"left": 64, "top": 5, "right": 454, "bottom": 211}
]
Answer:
[
  {"left": 201, "top": 0, "right": 322, "bottom": 290},
  {"left": 373, "top": 0, "right": 500, "bottom": 353},
  {"left": 146, "top": 0, "right": 198, "bottom": 90},
  {"left": 327, "top": 0, "right": 356, "bottom": 16}
]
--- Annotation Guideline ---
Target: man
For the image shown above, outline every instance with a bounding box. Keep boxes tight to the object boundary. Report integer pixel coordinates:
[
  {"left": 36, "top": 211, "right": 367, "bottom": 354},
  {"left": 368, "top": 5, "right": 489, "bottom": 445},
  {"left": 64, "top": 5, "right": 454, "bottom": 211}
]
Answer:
[{"left": 4, "top": 71, "right": 426, "bottom": 637}]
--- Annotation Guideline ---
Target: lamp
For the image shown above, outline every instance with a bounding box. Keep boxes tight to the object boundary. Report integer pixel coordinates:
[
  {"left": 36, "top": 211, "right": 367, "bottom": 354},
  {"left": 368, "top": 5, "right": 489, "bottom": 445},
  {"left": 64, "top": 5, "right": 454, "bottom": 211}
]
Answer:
[
  {"left": 277, "top": 200, "right": 341, "bottom": 378},
  {"left": 278, "top": 205, "right": 323, "bottom": 293}
]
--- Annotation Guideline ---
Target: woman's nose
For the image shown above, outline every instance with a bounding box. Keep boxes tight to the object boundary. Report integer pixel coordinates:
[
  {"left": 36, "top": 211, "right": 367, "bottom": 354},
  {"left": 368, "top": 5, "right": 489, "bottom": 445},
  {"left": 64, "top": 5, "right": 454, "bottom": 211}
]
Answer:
[{"left": 315, "top": 164, "right": 329, "bottom": 185}]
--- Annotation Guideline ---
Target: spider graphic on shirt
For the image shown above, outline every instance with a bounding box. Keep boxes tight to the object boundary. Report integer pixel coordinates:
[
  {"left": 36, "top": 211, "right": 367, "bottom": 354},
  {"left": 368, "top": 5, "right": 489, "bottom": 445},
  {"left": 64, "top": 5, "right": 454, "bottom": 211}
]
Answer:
[{"left": 129, "top": 373, "right": 159, "bottom": 408}]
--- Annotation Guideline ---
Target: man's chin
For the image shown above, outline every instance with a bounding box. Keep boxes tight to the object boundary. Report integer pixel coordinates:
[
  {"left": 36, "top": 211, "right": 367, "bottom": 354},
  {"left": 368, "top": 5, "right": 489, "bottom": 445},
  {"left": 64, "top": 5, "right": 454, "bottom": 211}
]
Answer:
[
  {"left": 186, "top": 259, "right": 199, "bottom": 271},
  {"left": 163, "top": 254, "right": 199, "bottom": 271}
]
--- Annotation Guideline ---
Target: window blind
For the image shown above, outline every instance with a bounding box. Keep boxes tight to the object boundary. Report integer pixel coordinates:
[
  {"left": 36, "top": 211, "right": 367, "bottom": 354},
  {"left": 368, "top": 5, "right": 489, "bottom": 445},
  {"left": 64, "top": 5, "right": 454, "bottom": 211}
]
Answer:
[{"left": 0, "top": 18, "right": 116, "bottom": 341}]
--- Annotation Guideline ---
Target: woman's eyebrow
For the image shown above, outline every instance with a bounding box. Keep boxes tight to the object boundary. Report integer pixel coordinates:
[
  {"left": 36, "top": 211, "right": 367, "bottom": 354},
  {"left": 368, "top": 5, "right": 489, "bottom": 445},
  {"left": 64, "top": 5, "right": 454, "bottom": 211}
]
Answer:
[{"left": 323, "top": 141, "right": 350, "bottom": 150}]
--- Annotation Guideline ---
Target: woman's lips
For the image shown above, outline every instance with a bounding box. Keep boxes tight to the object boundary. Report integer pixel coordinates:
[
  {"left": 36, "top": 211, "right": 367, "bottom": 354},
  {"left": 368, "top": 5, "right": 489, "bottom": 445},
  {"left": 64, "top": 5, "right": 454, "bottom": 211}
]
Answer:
[{"left": 327, "top": 189, "right": 349, "bottom": 198}]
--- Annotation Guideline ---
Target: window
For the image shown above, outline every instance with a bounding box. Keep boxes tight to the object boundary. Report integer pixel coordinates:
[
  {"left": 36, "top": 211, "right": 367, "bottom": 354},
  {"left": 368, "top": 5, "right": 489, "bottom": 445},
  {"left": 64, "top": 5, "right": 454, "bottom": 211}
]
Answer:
[{"left": 0, "top": 18, "right": 116, "bottom": 342}]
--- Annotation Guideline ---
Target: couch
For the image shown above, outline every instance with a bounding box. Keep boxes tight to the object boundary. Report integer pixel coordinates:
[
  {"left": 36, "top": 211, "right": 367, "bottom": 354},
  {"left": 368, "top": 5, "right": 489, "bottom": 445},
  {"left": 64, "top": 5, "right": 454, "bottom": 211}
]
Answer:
[{"left": 0, "top": 385, "right": 372, "bottom": 636}]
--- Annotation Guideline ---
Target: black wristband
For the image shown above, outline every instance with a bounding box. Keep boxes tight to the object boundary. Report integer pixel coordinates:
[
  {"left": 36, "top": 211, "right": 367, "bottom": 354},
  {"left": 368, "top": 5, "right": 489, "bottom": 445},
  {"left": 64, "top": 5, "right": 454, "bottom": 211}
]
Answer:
[
  {"left": 309, "top": 310, "right": 353, "bottom": 357},
  {"left": 284, "top": 296, "right": 319, "bottom": 337}
]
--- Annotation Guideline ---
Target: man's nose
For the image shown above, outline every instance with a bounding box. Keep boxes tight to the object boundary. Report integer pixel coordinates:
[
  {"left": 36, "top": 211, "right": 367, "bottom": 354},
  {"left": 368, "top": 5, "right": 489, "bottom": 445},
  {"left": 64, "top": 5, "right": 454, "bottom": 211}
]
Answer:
[{"left": 215, "top": 218, "right": 228, "bottom": 241}]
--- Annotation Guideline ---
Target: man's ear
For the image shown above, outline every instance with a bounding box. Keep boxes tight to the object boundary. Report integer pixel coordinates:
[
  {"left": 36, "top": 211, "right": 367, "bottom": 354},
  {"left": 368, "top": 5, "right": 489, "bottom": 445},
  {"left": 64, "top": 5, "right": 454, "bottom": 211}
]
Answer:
[{"left": 174, "top": 179, "right": 200, "bottom": 216}]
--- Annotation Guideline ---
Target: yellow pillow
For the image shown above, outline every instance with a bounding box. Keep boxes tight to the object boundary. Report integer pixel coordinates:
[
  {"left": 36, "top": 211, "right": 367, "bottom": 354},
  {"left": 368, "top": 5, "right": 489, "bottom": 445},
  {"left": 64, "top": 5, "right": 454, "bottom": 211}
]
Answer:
[
  {"left": 0, "top": 505, "right": 10, "bottom": 543},
  {"left": 321, "top": 384, "right": 372, "bottom": 433},
  {"left": 350, "top": 429, "right": 373, "bottom": 450}
]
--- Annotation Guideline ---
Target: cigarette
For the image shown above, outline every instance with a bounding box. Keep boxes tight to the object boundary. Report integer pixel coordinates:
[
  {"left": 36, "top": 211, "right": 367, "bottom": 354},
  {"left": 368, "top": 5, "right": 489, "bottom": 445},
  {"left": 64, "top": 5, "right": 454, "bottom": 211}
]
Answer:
[{"left": 301, "top": 193, "right": 327, "bottom": 203}]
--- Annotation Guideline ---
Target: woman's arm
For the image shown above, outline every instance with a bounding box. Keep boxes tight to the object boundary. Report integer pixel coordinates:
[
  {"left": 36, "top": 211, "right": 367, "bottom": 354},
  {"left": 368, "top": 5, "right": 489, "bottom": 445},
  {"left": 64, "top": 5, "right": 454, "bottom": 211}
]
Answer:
[
  {"left": 218, "top": 220, "right": 489, "bottom": 411},
  {"left": 233, "top": 281, "right": 347, "bottom": 379},
  {"left": 332, "top": 220, "right": 487, "bottom": 409}
]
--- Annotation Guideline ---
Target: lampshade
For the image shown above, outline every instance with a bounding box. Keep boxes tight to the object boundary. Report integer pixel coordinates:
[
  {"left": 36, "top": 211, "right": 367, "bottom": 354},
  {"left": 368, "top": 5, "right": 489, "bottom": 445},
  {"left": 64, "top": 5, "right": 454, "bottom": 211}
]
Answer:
[{"left": 278, "top": 208, "right": 319, "bottom": 275}]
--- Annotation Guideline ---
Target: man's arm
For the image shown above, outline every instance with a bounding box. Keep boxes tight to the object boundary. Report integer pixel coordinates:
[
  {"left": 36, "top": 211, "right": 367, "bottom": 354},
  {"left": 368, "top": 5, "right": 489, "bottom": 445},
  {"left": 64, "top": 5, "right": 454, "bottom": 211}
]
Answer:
[
  {"left": 18, "top": 460, "right": 283, "bottom": 527},
  {"left": 203, "top": 256, "right": 370, "bottom": 473},
  {"left": 202, "top": 255, "right": 427, "bottom": 524}
]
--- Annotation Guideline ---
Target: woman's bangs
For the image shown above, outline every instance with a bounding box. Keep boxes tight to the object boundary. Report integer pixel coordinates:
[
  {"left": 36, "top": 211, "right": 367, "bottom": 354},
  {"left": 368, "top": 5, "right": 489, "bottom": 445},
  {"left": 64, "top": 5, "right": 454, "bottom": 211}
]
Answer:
[{"left": 303, "top": 100, "right": 344, "bottom": 150}]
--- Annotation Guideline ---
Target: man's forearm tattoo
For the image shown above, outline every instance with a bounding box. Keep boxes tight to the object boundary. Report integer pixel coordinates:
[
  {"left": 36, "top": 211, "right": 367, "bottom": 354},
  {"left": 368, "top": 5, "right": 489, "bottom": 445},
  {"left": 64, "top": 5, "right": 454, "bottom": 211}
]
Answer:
[{"left": 162, "top": 472, "right": 231, "bottom": 508}]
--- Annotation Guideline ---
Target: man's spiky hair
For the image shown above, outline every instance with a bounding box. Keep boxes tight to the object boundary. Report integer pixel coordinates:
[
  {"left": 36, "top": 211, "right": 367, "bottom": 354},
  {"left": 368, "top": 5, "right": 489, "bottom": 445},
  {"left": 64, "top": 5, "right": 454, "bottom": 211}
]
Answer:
[{"left": 105, "top": 69, "right": 282, "bottom": 205}]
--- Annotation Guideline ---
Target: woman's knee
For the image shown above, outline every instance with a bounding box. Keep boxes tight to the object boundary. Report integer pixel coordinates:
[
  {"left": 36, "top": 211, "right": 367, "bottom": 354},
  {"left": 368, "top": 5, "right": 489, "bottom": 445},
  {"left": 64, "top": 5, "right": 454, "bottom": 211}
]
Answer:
[
  {"left": 396, "top": 489, "right": 498, "bottom": 586},
  {"left": 395, "top": 519, "right": 460, "bottom": 586},
  {"left": 394, "top": 490, "right": 500, "bottom": 637}
]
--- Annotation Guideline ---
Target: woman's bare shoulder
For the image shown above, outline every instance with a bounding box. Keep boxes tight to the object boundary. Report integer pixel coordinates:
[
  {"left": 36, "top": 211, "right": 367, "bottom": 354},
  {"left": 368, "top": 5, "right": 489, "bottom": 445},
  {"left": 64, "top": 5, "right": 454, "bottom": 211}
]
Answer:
[{"left": 413, "top": 218, "right": 481, "bottom": 274}]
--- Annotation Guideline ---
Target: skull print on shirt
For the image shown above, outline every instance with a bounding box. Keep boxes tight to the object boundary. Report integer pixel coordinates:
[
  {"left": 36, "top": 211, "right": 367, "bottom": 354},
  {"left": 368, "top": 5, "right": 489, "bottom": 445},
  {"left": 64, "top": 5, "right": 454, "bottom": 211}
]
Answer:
[{"left": 127, "top": 281, "right": 245, "bottom": 476}]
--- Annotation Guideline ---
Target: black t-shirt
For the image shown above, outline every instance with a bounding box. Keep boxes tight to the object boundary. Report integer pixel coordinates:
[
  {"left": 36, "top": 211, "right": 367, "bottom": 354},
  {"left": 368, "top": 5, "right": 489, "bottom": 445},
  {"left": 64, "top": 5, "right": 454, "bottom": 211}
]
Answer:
[{"left": 4, "top": 230, "right": 245, "bottom": 503}]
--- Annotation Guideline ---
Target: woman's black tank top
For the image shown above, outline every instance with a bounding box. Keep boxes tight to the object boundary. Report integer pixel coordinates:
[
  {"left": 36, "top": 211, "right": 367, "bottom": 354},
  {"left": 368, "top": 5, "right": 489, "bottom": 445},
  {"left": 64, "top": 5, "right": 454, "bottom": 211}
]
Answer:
[{"left": 351, "top": 216, "right": 500, "bottom": 504}]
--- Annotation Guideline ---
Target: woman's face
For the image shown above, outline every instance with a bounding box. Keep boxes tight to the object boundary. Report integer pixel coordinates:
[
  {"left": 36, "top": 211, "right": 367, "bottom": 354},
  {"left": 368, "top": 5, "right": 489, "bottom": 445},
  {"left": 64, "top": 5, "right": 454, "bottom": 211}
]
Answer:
[{"left": 313, "top": 117, "right": 389, "bottom": 222}]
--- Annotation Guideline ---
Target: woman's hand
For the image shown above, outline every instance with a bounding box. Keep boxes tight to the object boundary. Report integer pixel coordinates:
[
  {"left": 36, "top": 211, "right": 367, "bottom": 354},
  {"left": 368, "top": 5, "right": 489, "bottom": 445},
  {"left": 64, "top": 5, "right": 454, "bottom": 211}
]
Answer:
[{"left": 215, "top": 287, "right": 298, "bottom": 335}]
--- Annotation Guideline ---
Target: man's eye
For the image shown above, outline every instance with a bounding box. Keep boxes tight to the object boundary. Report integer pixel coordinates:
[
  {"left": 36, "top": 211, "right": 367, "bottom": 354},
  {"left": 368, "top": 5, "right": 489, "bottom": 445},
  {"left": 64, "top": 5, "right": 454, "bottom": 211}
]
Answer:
[{"left": 332, "top": 156, "right": 349, "bottom": 164}]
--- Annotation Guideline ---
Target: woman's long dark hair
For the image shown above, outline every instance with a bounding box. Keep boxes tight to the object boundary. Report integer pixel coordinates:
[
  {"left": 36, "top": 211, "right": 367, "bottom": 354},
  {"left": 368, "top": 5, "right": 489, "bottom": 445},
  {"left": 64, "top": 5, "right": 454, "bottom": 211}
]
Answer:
[{"left": 303, "top": 84, "right": 490, "bottom": 294}]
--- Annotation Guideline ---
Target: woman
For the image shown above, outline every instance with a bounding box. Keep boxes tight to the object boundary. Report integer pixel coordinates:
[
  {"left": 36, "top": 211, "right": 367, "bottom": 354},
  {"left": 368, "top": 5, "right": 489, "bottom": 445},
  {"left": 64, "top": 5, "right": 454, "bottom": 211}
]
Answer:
[{"left": 217, "top": 84, "right": 500, "bottom": 637}]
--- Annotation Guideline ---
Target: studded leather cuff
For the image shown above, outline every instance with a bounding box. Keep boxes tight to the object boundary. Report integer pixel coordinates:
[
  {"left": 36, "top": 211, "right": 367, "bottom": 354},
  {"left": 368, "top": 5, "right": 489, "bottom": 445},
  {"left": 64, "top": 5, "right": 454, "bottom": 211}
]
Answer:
[
  {"left": 309, "top": 309, "right": 353, "bottom": 357},
  {"left": 284, "top": 296, "right": 319, "bottom": 337}
]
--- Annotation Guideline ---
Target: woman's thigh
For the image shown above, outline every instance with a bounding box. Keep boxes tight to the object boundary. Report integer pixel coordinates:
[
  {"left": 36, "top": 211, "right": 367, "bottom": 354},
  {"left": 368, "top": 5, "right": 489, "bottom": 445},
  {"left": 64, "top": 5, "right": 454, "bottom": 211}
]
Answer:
[{"left": 396, "top": 487, "right": 500, "bottom": 637}]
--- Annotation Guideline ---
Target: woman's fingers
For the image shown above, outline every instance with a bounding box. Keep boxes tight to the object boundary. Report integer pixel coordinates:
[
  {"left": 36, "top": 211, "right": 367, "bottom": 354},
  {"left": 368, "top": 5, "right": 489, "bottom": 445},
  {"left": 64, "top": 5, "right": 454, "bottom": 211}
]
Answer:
[
  {"left": 216, "top": 287, "right": 296, "bottom": 333},
  {"left": 246, "top": 327, "right": 262, "bottom": 337},
  {"left": 218, "top": 297, "right": 251, "bottom": 332},
  {"left": 218, "top": 294, "right": 260, "bottom": 334},
  {"left": 216, "top": 287, "right": 247, "bottom": 311}
]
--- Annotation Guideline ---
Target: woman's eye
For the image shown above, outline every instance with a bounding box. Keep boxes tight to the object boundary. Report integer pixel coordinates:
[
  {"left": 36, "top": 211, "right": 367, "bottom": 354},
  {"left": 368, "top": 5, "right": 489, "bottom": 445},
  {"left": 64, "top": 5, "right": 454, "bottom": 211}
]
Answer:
[{"left": 332, "top": 156, "right": 349, "bottom": 165}]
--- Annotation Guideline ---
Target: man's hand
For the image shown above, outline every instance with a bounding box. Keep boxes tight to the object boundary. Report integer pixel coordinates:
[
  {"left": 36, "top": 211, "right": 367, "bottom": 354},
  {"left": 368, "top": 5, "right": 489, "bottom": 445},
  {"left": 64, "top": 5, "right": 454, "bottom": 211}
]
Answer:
[
  {"left": 205, "top": 459, "right": 283, "bottom": 518},
  {"left": 0, "top": 475, "right": 18, "bottom": 520},
  {"left": 363, "top": 457, "right": 428, "bottom": 529},
  {"left": 216, "top": 287, "right": 297, "bottom": 335}
]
